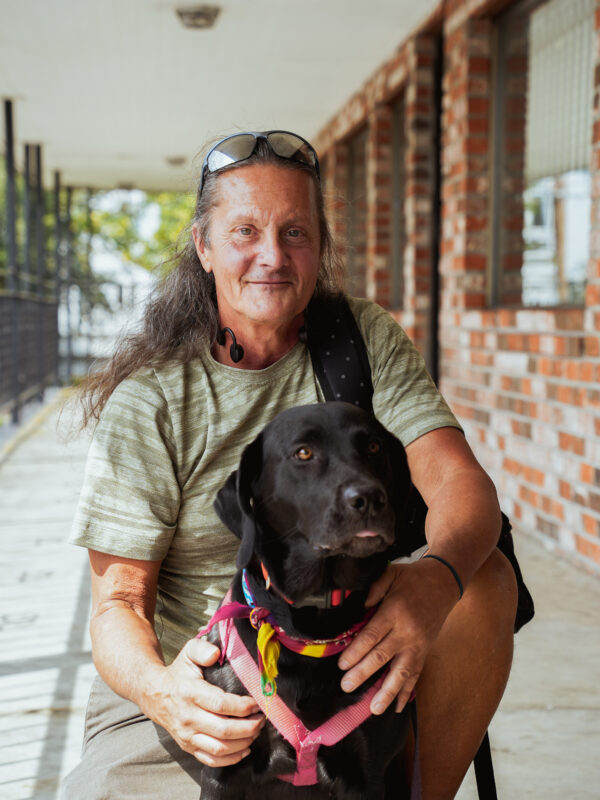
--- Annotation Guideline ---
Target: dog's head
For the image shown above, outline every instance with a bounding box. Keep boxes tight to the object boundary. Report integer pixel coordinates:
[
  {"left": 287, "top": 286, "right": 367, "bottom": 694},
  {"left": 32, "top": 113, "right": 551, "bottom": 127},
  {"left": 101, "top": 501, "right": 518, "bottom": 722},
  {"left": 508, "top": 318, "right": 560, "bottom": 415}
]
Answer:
[{"left": 215, "top": 404, "right": 415, "bottom": 597}]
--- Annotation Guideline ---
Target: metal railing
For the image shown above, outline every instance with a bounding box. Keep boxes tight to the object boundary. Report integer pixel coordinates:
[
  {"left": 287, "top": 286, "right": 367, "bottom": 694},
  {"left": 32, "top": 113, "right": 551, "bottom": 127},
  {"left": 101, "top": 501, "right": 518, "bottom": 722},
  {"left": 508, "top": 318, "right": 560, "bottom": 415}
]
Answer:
[{"left": 0, "top": 292, "right": 58, "bottom": 411}]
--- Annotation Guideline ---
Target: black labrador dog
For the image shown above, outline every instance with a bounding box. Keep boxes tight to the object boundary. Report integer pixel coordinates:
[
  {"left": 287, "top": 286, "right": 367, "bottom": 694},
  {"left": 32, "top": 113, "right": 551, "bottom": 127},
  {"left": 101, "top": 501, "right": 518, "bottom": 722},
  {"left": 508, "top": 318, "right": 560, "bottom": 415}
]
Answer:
[{"left": 200, "top": 402, "right": 418, "bottom": 799}]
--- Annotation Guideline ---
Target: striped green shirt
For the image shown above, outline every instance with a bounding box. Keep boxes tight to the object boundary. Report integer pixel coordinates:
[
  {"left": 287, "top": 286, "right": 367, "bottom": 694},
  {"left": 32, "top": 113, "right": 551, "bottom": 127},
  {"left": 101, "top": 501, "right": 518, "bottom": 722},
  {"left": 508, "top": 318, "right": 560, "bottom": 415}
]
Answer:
[{"left": 71, "top": 296, "right": 461, "bottom": 662}]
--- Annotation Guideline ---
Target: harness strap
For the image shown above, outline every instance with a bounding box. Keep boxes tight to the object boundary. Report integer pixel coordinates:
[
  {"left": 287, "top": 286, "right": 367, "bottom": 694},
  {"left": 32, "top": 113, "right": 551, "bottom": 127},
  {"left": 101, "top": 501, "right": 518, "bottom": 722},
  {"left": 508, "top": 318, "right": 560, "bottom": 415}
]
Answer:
[
  {"left": 218, "top": 612, "right": 384, "bottom": 786},
  {"left": 409, "top": 699, "right": 422, "bottom": 800}
]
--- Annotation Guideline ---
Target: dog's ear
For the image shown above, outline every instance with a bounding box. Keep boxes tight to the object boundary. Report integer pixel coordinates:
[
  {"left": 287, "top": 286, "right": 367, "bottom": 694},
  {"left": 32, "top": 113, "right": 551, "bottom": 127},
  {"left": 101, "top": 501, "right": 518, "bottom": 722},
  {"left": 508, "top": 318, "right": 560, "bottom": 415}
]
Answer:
[
  {"left": 213, "top": 470, "right": 242, "bottom": 535},
  {"left": 213, "top": 433, "right": 264, "bottom": 569},
  {"left": 385, "top": 431, "right": 426, "bottom": 557},
  {"left": 384, "top": 429, "right": 410, "bottom": 498}
]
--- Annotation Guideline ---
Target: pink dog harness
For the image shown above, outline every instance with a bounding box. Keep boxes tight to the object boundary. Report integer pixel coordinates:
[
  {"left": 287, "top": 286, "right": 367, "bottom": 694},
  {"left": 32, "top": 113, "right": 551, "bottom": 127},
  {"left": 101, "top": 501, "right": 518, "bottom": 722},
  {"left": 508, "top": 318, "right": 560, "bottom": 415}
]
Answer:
[
  {"left": 216, "top": 611, "right": 385, "bottom": 786},
  {"left": 197, "top": 587, "right": 385, "bottom": 786}
]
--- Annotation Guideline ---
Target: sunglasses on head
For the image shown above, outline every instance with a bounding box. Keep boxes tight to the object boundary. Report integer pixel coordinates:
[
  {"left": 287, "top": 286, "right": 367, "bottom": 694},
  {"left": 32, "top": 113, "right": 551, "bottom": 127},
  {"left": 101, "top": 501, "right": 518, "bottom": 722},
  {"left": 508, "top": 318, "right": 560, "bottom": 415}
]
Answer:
[{"left": 198, "top": 130, "right": 321, "bottom": 196}]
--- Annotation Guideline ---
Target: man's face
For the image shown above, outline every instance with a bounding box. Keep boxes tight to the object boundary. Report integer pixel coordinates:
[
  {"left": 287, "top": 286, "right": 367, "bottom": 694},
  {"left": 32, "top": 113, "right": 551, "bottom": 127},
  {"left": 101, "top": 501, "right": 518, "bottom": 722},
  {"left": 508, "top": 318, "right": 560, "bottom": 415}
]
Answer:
[{"left": 193, "top": 163, "right": 321, "bottom": 334}]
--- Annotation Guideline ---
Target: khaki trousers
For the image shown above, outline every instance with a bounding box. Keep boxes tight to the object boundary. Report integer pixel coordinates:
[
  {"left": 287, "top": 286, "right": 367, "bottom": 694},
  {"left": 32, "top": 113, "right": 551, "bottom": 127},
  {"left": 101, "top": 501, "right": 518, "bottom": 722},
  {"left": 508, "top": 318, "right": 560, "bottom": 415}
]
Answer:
[{"left": 61, "top": 674, "right": 204, "bottom": 799}]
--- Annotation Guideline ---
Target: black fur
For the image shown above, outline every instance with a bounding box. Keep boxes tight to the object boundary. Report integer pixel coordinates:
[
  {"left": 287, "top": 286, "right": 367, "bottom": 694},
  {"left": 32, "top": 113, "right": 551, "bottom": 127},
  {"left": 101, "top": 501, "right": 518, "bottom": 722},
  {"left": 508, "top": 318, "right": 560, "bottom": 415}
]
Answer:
[{"left": 201, "top": 402, "right": 417, "bottom": 799}]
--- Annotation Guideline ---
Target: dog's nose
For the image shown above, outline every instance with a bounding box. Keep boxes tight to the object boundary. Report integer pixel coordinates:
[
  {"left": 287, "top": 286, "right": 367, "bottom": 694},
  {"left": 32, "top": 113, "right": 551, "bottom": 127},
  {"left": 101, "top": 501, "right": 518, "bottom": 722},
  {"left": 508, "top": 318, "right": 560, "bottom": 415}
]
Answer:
[{"left": 343, "top": 484, "right": 387, "bottom": 516}]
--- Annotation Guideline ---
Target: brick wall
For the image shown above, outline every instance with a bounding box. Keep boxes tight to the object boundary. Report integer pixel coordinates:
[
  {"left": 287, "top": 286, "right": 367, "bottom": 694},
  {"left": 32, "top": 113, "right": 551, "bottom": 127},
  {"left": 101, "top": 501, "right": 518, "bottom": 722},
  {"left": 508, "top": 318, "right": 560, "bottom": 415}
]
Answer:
[
  {"left": 316, "top": 0, "right": 600, "bottom": 574},
  {"left": 317, "top": 33, "right": 439, "bottom": 365},
  {"left": 493, "top": 6, "right": 528, "bottom": 306},
  {"left": 365, "top": 105, "right": 394, "bottom": 307},
  {"left": 347, "top": 127, "right": 369, "bottom": 298}
]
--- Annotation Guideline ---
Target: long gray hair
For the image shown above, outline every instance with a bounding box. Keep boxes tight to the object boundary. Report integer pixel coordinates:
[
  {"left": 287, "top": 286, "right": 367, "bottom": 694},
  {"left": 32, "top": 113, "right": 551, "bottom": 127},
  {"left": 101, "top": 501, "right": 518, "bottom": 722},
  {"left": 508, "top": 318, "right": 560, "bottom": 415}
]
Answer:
[{"left": 77, "top": 136, "right": 345, "bottom": 426}]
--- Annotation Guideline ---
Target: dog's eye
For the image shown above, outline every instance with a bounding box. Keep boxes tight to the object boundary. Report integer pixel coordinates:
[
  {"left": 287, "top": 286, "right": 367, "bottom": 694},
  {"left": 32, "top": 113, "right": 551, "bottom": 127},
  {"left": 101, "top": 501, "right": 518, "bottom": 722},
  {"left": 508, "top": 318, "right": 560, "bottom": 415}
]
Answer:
[
  {"left": 367, "top": 439, "right": 381, "bottom": 454},
  {"left": 294, "top": 446, "right": 313, "bottom": 461}
]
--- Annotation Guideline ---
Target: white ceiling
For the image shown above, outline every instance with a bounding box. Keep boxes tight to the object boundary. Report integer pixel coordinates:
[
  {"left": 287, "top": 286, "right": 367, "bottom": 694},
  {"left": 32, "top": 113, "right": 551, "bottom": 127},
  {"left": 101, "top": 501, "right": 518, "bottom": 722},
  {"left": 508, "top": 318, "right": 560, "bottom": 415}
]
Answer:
[{"left": 0, "top": 0, "right": 438, "bottom": 192}]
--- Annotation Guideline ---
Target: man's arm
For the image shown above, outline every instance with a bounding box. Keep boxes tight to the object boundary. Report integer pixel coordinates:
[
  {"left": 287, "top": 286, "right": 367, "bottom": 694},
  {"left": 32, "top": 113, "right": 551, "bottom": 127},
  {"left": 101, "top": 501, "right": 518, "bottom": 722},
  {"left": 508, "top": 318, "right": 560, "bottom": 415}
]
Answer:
[
  {"left": 407, "top": 426, "right": 501, "bottom": 588},
  {"left": 88, "top": 550, "right": 264, "bottom": 766}
]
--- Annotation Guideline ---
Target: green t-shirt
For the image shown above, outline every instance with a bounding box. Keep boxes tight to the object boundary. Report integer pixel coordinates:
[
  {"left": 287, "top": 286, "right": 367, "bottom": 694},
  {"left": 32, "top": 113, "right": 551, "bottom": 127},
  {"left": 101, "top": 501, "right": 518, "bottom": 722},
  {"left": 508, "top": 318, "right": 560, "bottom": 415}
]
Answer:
[{"left": 71, "top": 296, "right": 461, "bottom": 662}]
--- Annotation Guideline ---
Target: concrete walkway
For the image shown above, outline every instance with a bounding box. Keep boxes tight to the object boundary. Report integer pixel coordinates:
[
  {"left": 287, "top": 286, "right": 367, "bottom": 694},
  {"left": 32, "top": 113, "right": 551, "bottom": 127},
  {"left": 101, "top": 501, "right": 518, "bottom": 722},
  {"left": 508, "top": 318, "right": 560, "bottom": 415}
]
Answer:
[{"left": 0, "top": 391, "right": 599, "bottom": 799}]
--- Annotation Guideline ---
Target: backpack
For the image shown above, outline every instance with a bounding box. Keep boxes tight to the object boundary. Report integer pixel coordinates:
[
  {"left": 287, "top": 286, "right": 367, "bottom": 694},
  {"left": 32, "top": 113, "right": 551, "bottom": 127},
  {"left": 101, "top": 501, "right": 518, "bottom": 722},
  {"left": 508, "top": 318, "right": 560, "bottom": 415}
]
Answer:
[{"left": 304, "top": 293, "right": 535, "bottom": 798}]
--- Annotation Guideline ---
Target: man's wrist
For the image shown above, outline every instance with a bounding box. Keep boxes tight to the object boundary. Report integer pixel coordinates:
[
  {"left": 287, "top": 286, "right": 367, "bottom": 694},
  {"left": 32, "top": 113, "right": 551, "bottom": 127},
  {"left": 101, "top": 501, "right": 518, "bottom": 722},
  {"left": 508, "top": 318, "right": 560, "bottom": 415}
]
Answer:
[{"left": 422, "top": 553, "right": 464, "bottom": 599}]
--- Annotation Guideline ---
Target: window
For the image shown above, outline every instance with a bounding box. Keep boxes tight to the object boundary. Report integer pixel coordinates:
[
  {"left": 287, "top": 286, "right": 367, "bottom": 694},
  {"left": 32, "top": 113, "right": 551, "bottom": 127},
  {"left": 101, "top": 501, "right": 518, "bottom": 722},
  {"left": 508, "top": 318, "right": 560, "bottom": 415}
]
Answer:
[{"left": 492, "top": 0, "right": 595, "bottom": 307}]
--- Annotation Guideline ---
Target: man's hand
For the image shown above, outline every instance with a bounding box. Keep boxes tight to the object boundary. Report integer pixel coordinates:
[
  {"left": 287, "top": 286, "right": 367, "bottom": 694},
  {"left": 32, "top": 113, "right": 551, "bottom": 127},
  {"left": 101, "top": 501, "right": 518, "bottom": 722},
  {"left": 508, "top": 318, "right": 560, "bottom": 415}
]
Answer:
[
  {"left": 337, "top": 559, "right": 461, "bottom": 714},
  {"left": 88, "top": 550, "right": 265, "bottom": 768},
  {"left": 145, "top": 637, "right": 265, "bottom": 767}
]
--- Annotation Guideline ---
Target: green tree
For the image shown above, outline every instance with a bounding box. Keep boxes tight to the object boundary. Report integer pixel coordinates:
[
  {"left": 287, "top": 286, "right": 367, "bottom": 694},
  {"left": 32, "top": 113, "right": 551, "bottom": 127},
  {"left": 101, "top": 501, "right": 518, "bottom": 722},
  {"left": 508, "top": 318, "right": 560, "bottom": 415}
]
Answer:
[{"left": 89, "top": 189, "right": 193, "bottom": 274}]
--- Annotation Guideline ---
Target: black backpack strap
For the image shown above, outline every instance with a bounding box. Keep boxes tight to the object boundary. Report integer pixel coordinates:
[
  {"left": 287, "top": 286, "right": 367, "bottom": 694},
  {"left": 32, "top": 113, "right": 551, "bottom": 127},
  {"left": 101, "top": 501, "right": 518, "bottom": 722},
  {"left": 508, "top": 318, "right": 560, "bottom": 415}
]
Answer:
[
  {"left": 474, "top": 732, "right": 498, "bottom": 800},
  {"left": 499, "top": 513, "right": 535, "bottom": 632},
  {"left": 304, "top": 293, "right": 374, "bottom": 410}
]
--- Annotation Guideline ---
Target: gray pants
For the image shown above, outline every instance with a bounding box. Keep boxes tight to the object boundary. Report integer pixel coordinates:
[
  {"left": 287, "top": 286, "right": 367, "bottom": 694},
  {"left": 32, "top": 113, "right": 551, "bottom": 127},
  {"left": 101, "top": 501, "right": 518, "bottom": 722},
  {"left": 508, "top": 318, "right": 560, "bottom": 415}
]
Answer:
[{"left": 61, "top": 675, "right": 204, "bottom": 799}]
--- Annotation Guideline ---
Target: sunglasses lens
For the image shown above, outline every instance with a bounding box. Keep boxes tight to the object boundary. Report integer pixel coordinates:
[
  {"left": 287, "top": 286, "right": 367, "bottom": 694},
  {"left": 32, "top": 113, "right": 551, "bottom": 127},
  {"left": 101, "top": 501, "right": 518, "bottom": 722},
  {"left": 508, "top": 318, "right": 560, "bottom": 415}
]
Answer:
[
  {"left": 201, "top": 131, "right": 319, "bottom": 194},
  {"left": 206, "top": 134, "right": 258, "bottom": 172},
  {"left": 267, "top": 132, "right": 317, "bottom": 168}
]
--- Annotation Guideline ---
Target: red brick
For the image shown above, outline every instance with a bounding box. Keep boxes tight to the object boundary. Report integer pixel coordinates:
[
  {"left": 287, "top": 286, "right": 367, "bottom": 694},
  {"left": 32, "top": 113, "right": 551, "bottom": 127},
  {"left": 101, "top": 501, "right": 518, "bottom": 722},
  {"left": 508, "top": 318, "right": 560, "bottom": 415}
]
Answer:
[
  {"left": 582, "top": 514, "right": 600, "bottom": 538},
  {"left": 558, "top": 432, "right": 585, "bottom": 456},
  {"left": 576, "top": 535, "right": 600, "bottom": 565},
  {"left": 586, "top": 337, "right": 600, "bottom": 357},
  {"left": 559, "top": 481, "right": 572, "bottom": 500},
  {"left": 586, "top": 282, "right": 600, "bottom": 305}
]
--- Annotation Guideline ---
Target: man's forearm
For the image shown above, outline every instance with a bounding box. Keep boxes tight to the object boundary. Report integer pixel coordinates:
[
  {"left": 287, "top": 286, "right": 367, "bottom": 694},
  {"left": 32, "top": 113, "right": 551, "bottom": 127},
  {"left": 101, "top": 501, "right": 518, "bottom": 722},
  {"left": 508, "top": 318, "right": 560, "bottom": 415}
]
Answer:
[
  {"left": 90, "top": 601, "right": 168, "bottom": 717},
  {"left": 423, "top": 467, "right": 501, "bottom": 591},
  {"left": 405, "top": 426, "right": 503, "bottom": 593}
]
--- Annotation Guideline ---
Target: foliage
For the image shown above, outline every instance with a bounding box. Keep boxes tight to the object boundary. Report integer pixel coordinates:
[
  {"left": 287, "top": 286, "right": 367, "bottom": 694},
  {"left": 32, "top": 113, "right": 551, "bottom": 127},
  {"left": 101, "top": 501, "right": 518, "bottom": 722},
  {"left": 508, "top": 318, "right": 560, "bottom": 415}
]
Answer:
[{"left": 89, "top": 189, "right": 193, "bottom": 274}]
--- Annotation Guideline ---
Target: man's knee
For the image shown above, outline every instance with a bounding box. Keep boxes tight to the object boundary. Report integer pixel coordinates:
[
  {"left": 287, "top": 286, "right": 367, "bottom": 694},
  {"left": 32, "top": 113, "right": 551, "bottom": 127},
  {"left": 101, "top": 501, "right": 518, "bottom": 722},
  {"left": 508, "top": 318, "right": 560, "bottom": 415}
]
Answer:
[
  {"left": 464, "top": 548, "right": 518, "bottom": 632},
  {"left": 449, "top": 549, "right": 517, "bottom": 663}
]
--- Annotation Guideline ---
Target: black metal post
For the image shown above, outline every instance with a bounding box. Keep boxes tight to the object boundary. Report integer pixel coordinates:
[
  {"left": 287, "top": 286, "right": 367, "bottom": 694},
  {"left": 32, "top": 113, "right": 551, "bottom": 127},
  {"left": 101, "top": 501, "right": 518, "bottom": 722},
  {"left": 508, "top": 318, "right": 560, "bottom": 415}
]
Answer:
[
  {"left": 35, "top": 145, "right": 45, "bottom": 297},
  {"left": 23, "top": 143, "right": 32, "bottom": 293},
  {"left": 35, "top": 144, "right": 46, "bottom": 397},
  {"left": 86, "top": 187, "right": 93, "bottom": 367},
  {"left": 65, "top": 186, "right": 73, "bottom": 383},
  {"left": 54, "top": 171, "right": 62, "bottom": 383},
  {"left": 4, "top": 99, "right": 20, "bottom": 423}
]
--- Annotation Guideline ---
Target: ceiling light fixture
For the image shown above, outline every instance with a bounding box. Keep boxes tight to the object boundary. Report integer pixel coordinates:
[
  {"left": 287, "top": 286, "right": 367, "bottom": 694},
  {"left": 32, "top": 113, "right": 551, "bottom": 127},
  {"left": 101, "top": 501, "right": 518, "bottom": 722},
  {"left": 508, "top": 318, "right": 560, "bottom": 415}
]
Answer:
[{"left": 176, "top": 5, "right": 221, "bottom": 29}]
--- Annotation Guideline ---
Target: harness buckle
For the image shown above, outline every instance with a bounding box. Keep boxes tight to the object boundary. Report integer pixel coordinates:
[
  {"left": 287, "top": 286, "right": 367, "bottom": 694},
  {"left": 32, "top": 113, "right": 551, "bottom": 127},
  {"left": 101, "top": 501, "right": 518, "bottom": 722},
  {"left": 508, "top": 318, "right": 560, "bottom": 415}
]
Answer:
[{"left": 249, "top": 608, "right": 262, "bottom": 630}]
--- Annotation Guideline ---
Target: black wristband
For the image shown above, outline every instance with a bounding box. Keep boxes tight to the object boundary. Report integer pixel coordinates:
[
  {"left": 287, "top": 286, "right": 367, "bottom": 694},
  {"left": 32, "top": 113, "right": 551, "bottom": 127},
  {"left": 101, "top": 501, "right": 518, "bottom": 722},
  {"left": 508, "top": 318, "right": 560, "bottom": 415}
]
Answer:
[{"left": 422, "top": 554, "right": 464, "bottom": 599}]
